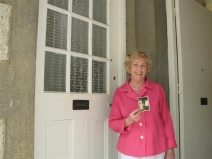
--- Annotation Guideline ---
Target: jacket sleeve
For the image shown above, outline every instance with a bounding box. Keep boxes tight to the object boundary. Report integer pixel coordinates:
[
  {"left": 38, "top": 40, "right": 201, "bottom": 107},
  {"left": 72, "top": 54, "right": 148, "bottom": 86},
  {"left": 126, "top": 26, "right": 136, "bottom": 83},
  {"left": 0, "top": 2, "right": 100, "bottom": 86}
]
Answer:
[
  {"left": 108, "top": 91, "right": 131, "bottom": 134},
  {"left": 159, "top": 85, "right": 177, "bottom": 148}
]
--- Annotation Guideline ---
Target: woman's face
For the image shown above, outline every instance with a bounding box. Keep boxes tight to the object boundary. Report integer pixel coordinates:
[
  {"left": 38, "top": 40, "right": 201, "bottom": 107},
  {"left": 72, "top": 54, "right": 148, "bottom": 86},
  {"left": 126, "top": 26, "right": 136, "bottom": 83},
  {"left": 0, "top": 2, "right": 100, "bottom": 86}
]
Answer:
[{"left": 129, "top": 57, "right": 148, "bottom": 82}]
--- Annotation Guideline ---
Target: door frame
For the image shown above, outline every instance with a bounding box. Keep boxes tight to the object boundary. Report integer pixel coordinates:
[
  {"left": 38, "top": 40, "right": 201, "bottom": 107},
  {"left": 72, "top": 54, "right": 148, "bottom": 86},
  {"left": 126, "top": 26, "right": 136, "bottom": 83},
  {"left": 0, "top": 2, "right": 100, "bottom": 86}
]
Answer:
[
  {"left": 119, "top": 1, "right": 181, "bottom": 158},
  {"left": 117, "top": 1, "right": 126, "bottom": 158},
  {"left": 166, "top": 0, "right": 181, "bottom": 159}
]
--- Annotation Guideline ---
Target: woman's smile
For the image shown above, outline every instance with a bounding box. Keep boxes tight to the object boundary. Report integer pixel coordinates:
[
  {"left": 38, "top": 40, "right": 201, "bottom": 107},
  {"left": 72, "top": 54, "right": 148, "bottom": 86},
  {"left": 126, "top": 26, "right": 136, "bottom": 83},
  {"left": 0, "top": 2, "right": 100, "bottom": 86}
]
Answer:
[{"left": 130, "top": 57, "right": 148, "bottom": 82}]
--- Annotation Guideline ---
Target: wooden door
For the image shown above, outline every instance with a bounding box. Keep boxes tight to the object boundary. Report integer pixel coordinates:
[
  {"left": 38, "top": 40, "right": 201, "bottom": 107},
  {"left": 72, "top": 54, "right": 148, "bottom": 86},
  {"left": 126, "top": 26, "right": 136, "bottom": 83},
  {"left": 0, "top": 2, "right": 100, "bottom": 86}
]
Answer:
[{"left": 35, "top": 0, "right": 122, "bottom": 158}]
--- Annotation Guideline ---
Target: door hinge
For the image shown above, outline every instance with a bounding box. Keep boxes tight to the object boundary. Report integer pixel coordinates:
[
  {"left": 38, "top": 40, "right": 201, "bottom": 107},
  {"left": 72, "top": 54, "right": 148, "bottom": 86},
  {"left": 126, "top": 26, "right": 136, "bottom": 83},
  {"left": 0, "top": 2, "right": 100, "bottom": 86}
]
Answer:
[{"left": 177, "top": 84, "right": 180, "bottom": 94}]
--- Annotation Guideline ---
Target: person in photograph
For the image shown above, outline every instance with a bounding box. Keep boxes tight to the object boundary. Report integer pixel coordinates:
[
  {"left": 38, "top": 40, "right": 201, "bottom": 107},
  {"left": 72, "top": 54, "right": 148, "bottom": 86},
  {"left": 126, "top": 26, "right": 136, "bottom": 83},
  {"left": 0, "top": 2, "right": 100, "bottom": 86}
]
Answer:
[
  {"left": 108, "top": 50, "right": 177, "bottom": 159},
  {"left": 138, "top": 98, "right": 144, "bottom": 111},
  {"left": 138, "top": 96, "right": 150, "bottom": 111}
]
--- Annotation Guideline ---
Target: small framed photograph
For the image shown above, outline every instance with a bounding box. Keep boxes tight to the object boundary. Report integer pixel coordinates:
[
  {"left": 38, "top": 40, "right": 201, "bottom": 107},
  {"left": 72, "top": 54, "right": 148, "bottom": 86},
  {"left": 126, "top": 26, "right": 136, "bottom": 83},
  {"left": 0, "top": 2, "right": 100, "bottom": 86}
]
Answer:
[
  {"left": 138, "top": 96, "right": 150, "bottom": 112},
  {"left": 0, "top": 118, "right": 5, "bottom": 159}
]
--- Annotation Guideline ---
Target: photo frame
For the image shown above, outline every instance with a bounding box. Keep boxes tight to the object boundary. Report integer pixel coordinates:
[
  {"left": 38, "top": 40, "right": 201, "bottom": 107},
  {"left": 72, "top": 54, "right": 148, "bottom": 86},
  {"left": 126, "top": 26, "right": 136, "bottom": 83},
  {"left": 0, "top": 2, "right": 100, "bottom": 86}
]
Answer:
[
  {"left": 0, "top": 118, "right": 5, "bottom": 159},
  {"left": 138, "top": 96, "right": 150, "bottom": 112}
]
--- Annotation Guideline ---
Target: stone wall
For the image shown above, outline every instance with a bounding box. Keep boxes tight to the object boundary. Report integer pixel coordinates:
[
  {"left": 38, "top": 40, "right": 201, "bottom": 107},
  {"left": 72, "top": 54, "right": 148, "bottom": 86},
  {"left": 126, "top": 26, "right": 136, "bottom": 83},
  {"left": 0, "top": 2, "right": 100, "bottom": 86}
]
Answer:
[{"left": 0, "top": 0, "right": 39, "bottom": 158}]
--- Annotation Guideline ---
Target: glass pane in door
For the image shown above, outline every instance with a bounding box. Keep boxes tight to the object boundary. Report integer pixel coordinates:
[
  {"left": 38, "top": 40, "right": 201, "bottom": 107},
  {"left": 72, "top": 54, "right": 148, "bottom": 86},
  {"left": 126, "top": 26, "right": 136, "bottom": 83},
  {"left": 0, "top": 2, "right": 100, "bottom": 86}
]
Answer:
[
  {"left": 93, "top": 0, "right": 107, "bottom": 24},
  {"left": 48, "top": 0, "right": 69, "bottom": 10},
  {"left": 70, "top": 56, "right": 88, "bottom": 93},
  {"left": 46, "top": 9, "right": 68, "bottom": 50},
  {"left": 72, "top": 0, "right": 89, "bottom": 17},
  {"left": 92, "top": 60, "right": 107, "bottom": 93},
  {"left": 92, "top": 24, "right": 107, "bottom": 58},
  {"left": 44, "top": 51, "right": 66, "bottom": 92},
  {"left": 71, "top": 18, "right": 89, "bottom": 54}
]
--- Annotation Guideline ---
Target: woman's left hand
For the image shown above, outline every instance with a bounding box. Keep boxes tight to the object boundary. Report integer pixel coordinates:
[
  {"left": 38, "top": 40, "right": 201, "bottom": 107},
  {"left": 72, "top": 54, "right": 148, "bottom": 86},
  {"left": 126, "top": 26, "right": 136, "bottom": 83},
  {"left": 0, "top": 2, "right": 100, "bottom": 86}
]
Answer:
[{"left": 164, "top": 148, "right": 175, "bottom": 159}]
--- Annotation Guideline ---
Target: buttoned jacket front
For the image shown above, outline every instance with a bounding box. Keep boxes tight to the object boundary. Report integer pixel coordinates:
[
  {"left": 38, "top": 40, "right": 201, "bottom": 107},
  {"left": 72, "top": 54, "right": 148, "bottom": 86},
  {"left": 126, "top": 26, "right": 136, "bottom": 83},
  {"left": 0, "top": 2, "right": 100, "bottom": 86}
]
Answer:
[{"left": 108, "top": 78, "right": 177, "bottom": 157}]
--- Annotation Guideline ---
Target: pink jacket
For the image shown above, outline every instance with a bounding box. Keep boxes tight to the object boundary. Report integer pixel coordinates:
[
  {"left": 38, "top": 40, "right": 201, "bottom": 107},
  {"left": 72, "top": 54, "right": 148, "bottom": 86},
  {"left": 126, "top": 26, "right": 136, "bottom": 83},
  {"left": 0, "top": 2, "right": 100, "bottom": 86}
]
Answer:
[{"left": 108, "top": 78, "right": 177, "bottom": 157}]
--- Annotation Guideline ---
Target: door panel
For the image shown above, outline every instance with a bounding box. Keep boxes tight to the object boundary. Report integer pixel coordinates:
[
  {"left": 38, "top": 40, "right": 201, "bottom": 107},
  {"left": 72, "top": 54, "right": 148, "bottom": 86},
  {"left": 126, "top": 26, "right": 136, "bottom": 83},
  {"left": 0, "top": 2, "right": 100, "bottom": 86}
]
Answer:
[
  {"left": 45, "top": 119, "right": 111, "bottom": 159},
  {"left": 88, "top": 119, "right": 107, "bottom": 159},
  {"left": 176, "top": 0, "right": 212, "bottom": 158},
  {"left": 47, "top": 121, "right": 73, "bottom": 159}
]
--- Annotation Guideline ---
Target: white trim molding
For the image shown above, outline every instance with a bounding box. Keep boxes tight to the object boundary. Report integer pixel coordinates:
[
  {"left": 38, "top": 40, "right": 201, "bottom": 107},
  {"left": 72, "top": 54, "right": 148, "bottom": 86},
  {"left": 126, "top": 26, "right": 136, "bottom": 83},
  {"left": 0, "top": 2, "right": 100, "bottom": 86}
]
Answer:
[
  {"left": 166, "top": 0, "right": 180, "bottom": 159},
  {"left": 117, "top": 1, "right": 126, "bottom": 159}
]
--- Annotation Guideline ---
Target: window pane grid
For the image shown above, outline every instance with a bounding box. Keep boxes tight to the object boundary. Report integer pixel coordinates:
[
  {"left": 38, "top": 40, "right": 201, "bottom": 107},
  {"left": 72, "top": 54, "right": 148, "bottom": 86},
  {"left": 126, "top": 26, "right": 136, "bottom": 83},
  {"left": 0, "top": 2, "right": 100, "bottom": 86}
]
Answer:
[{"left": 44, "top": 0, "right": 109, "bottom": 94}]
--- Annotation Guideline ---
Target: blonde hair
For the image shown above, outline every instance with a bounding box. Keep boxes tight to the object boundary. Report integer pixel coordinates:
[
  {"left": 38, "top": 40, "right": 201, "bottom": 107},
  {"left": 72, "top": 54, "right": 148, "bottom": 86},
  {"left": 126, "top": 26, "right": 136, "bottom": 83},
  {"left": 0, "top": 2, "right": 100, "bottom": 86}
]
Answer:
[{"left": 124, "top": 50, "right": 152, "bottom": 73}]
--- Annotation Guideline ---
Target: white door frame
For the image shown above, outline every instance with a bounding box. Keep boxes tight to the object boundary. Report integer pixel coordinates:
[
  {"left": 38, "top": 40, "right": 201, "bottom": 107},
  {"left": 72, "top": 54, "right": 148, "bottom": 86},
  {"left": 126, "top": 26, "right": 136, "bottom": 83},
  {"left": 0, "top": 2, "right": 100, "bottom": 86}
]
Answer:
[
  {"left": 118, "top": 1, "right": 180, "bottom": 158},
  {"left": 117, "top": 1, "right": 126, "bottom": 158},
  {"left": 166, "top": 0, "right": 180, "bottom": 159}
]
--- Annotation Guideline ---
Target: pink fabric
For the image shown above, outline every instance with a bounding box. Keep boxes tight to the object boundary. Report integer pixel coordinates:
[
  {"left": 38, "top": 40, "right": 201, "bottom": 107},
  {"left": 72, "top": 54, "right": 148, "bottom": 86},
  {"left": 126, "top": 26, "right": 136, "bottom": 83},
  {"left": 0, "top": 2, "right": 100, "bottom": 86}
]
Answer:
[{"left": 108, "top": 78, "right": 177, "bottom": 157}]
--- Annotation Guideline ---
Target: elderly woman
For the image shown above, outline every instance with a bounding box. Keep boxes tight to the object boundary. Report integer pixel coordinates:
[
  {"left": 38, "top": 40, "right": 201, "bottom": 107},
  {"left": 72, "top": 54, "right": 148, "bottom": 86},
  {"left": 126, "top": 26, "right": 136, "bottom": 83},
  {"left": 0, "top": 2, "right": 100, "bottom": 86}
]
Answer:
[{"left": 108, "top": 50, "right": 177, "bottom": 159}]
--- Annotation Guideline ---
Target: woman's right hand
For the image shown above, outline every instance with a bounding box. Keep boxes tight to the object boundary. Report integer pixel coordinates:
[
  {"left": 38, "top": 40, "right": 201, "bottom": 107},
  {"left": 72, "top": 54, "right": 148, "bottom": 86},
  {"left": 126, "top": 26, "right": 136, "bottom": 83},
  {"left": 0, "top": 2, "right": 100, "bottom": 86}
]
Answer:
[{"left": 124, "top": 109, "right": 141, "bottom": 127}]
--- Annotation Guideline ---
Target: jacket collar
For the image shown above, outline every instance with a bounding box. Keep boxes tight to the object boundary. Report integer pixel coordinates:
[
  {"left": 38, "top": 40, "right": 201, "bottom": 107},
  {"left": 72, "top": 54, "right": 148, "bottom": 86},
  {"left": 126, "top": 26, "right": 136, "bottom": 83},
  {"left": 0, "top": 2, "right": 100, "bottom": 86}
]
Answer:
[{"left": 118, "top": 77, "right": 154, "bottom": 101}]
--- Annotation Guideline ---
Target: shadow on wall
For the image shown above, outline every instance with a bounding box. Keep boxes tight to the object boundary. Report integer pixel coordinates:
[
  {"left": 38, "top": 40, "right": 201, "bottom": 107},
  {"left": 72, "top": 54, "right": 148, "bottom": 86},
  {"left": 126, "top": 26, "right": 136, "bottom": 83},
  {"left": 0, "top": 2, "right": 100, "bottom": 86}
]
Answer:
[{"left": 196, "top": 0, "right": 212, "bottom": 11}]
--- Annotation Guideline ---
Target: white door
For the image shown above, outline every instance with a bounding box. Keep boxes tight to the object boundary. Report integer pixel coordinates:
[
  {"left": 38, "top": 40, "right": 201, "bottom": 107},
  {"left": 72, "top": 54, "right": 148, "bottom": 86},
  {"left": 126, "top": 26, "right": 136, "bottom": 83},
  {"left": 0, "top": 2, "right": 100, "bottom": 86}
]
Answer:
[
  {"left": 175, "top": 0, "right": 212, "bottom": 158},
  {"left": 35, "top": 0, "right": 123, "bottom": 158}
]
